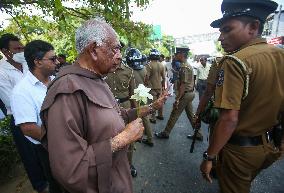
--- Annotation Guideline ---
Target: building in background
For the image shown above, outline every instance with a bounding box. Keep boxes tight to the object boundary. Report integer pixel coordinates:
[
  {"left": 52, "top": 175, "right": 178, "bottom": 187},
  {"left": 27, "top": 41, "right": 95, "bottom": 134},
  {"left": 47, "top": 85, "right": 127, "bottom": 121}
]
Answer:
[{"left": 263, "top": 5, "right": 284, "bottom": 47}]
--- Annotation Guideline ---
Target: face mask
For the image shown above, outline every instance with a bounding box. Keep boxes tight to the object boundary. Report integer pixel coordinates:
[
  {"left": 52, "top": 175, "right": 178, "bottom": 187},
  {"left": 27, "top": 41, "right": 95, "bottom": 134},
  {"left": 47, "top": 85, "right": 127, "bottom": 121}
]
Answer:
[{"left": 13, "top": 52, "right": 26, "bottom": 64}]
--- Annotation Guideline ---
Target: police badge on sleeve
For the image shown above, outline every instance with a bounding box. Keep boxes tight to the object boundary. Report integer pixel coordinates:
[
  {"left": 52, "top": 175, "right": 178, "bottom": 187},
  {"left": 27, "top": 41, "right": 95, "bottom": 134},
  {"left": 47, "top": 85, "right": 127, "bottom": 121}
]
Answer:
[{"left": 216, "top": 69, "right": 224, "bottom": 86}]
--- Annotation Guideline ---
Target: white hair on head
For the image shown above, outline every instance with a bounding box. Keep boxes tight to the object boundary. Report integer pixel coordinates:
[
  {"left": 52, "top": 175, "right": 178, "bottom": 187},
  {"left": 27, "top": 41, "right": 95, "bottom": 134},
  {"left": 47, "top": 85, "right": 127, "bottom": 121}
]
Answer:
[{"left": 75, "top": 17, "right": 117, "bottom": 54}]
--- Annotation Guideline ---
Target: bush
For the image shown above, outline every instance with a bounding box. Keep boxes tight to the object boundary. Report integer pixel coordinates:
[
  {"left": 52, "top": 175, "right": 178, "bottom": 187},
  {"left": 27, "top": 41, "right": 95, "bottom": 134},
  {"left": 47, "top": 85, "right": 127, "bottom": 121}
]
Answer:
[{"left": 0, "top": 116, "right": 20, "bottom": 175}]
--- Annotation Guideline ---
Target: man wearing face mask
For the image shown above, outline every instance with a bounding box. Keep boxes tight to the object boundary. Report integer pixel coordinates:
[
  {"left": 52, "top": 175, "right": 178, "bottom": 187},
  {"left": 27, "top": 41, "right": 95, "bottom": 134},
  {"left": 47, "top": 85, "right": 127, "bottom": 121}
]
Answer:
[
  {"left": 0, "top": 34, "right": 29, "bottom": 114},
  {"left": 0, "top": 34, "right": 50, "bottom": 193}
]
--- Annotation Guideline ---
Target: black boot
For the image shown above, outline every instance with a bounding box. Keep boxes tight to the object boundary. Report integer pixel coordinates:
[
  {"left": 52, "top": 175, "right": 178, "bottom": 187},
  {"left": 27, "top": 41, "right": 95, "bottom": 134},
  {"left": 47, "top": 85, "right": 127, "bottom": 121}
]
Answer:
[{"left": 130, "top": 165, "right": 137, "bottom": 177}]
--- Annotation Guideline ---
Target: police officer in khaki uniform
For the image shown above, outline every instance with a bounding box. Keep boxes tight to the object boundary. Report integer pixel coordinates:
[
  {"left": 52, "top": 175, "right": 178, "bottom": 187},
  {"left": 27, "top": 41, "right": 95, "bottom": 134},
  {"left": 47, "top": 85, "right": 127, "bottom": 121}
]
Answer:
[
  {"left": 200, "top": 1, "right": 284, "bottom": 193},
  {"left": 145, "top": 49, "right": 166, "bottom": 123},
  {"left": 105, "top": 60, "right": 138, "bottom": 177},
  {"left": 125, "top": 48, "right": 154, "bottom": 147},
  {"left": 193, "top": 57, "right": 222, "bottom": 132},
  {"left": 155, "top": 48, "right": 202, "bottom": 139},
  {"left": 193, "top": 57, "right": 221, "bottom": 178}
]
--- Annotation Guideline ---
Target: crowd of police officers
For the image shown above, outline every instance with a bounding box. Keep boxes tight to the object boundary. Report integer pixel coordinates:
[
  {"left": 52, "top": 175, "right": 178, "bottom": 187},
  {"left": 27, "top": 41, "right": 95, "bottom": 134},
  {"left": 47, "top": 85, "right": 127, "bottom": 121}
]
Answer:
[{"left": 105, "top": 1, "right": 284, "bottom": 193}]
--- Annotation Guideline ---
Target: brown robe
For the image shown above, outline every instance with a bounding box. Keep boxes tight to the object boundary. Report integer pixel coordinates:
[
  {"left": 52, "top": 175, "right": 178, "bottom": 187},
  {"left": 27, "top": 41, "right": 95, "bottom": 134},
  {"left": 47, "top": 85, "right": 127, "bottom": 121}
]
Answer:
[{"left": 40, "top": 65, "right": 137, "bottom": 193}]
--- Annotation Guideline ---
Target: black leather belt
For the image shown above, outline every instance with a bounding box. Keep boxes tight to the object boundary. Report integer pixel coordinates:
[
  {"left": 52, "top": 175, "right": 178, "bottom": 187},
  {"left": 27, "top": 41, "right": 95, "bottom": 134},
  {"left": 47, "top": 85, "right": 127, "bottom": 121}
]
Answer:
[
  {"left": 116, "top": 97, "right": 130, "bottom": 104},
  {"left": 228, "top": 131, "right": 273, "bottom": 146}
]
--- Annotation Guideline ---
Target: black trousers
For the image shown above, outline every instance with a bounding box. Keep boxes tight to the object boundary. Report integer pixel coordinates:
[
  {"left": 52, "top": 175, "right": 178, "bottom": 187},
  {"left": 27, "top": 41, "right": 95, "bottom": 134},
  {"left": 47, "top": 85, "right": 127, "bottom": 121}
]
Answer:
[
  {"left": 10, "top": 117, "right": 64, "bottom": 193},
  {"left": 10, "top": 117, "right": 48, "bottom": 192},
  {"left": 34, "top": 144, "right": 64, "bottom": 193}
]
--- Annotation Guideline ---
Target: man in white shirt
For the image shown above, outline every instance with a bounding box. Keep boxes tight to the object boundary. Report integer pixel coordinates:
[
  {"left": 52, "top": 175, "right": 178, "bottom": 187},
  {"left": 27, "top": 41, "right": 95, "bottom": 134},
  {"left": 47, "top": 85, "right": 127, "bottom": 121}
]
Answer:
[
  {"left": 11, "top": 40, "right": 63, "bottom": 193},
  {"left": 0, "top": 34, "right": 29, "bottom": 114},
  {"left": 196, "top": 57, "right": 211, "bottom": 100},
  {"left": 0, "top": 34, "right": 49, "bottom": 193}
]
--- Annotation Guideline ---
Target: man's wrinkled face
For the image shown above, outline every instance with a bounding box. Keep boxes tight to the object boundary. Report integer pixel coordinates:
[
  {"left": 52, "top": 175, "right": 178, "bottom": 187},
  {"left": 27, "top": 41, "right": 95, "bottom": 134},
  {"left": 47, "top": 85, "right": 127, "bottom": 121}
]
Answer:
[
  {"left": 95, "top": 31, "right": 122, "bottom": 75},
  {"left": 218, "top": 18, "right": 251, "bottom": 53}
]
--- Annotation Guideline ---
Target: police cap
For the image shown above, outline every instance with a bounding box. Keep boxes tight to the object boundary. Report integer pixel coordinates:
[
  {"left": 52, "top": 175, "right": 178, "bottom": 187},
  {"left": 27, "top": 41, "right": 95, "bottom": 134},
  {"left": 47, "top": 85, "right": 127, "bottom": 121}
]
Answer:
[
  {"left": 211, "top": 0, "right": 278, "bottom": 28},
  {"left": 175, "top": 47, "right": 190, "bottom": 54}
]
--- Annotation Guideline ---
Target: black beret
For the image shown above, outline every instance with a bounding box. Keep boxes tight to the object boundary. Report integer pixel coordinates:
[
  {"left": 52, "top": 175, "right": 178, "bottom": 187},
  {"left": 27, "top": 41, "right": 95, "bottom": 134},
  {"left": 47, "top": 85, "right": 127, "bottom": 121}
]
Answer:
[{"left": 211, "top": 0, "right": 278, "bottom": 28}]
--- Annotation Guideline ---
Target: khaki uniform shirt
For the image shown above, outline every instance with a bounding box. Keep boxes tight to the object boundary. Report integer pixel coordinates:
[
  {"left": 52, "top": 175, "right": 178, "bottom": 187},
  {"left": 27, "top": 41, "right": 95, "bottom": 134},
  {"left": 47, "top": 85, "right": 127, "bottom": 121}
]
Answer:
[
  {"left": 207, "top": 57, "right": 222, "bottom": 85},
  {"left": 145, "top": 61, "right": 165, "bottom": 89},
  {"left": 214, "top": 38, "right": 284, "bottom": 136},
  {"left": 105, "top": 64, "right": 136, "bottom": 99},
  {"left": 179, "top": 62, "right": 194, "bottom": 92},
  {"left": 133, "top": 68, "right": 147, "bottom": 85},
  {"left": 41, "top": 65, "right": 137, "bottom": 193}
]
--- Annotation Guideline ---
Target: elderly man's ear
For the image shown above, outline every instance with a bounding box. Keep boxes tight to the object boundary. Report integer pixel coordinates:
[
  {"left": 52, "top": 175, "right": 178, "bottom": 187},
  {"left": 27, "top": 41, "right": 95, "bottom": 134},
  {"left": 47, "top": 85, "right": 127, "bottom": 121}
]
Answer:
[{"left": 88, "top": 43, "right": 98, "bottom": 61}]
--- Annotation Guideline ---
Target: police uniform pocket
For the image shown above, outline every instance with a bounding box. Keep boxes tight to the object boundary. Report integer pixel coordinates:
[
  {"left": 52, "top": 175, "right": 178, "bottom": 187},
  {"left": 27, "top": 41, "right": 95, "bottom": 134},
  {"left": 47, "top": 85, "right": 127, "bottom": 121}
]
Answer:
[{"left": 121, "top": 80, "right": 128, "bottom": 88}]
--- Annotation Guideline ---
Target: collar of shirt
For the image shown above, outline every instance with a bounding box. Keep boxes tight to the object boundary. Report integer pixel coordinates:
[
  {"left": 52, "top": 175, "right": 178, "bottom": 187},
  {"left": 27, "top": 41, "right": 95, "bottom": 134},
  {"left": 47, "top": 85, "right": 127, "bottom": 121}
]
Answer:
[
  {"left": 239, "top": 38, "right": 267, "bottom": 52},
  {"left": 0, "top": 59, "right": 27, "bottom": 70},
  {"left": 26, "top": 71, "right": 53, "bottom": 87},
  {"left": 0, "top": 59, "right": 29, "bottom": 74},
  {"left": 0, "top": 59, "right": 15, "bottom": 70},
  {"left": 26, "top": 71, "right": 41, "bottom": 86},
  {"left": 180, "top": 62, "right": 189, "bottom": 67},
  {"left": 117, "top": 64, "right": 125, "bottom": 70}
]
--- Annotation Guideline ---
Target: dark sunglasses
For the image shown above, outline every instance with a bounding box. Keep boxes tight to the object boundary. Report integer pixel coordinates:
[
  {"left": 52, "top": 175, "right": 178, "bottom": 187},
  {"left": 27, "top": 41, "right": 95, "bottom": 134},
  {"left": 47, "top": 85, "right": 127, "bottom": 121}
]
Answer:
[{"left": 41, "top": 56, "right": 58, "bottom": 62}]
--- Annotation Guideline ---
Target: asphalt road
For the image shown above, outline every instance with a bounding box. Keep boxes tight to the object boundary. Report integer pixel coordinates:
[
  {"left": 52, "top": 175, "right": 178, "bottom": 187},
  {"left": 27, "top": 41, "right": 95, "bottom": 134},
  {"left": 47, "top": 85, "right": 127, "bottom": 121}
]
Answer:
[{"left": 132, "top": 92, "right": 284, "bottom": 193}]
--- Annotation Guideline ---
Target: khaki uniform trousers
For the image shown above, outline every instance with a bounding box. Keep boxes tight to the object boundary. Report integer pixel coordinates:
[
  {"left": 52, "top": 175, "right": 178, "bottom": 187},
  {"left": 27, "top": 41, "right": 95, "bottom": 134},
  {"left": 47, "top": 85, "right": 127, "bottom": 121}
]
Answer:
[
  {"left": 164, "top": 92, "right": 195, "bottom": 135},
  {"left": 142, "top": 116, "right": 153, "bottom": 143},
  {"left": 149, "top": 89, "right": 163, "bottom": 121},
  {"left": 217, "top": 139, "right": 281, "bottom": 193}
]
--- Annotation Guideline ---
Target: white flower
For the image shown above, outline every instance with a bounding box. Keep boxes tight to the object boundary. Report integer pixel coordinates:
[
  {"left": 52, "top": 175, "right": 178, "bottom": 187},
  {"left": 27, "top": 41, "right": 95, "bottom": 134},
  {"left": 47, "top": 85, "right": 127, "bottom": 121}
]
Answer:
[{"left": 130, "top": 84, "right": 153, "bottom": 104}]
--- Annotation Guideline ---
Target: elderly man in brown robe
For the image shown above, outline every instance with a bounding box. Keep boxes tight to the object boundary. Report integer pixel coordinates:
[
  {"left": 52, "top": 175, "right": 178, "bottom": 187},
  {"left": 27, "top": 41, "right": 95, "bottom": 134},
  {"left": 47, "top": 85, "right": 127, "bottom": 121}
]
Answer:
[{"left": 40, "top": 18, "right": 167, "bottom": 193}]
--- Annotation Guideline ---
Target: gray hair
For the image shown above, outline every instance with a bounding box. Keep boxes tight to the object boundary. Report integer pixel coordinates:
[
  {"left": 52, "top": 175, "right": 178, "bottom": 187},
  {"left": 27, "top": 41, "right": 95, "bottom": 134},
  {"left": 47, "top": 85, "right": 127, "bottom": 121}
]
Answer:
[{"left": 75, "top": 18, "right": 116, "bottom": 54}]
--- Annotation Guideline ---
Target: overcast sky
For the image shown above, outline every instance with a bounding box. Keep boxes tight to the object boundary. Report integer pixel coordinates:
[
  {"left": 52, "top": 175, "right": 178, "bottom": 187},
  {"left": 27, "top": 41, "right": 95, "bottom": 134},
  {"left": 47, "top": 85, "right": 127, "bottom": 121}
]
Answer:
[
  {"left": 1, "top": 0, "right": 284, "bottom": 37},
  {"left": 131, "top": 0, "right": 284, "bottom": 38}
]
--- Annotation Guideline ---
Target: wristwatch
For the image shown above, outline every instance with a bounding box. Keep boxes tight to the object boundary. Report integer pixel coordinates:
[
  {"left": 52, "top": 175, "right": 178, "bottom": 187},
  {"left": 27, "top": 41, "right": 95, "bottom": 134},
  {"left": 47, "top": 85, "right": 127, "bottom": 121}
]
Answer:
[{"left": 203, "top": 151, "right": 216, "bottom": 161}]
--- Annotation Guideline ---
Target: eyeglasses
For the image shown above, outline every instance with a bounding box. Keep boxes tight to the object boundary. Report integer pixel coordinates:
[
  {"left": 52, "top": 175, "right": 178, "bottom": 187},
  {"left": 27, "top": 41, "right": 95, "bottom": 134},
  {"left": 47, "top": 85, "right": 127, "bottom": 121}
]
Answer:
[{"left": 41, "top": 56, "right": 58, "bottom": 63}]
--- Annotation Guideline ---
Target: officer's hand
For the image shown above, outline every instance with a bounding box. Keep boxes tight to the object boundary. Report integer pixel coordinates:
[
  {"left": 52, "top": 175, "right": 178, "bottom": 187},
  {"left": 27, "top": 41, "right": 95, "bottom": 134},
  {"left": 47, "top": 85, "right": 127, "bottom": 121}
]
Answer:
[
  {"left": 124, "top": 118, "right": 144, "bottom": 143},
  {"left": 200, "top": 160, "right": 213, "bottom": 183},
  {"left": 173, "top": 100, "right": 179, "bottom": 109},
  {"left": 193, "top": 114, "right": 201, "bottom": 129},
  {"left": 280, "top": 142, "right": 284, "bottom": 157},
  {"left": 153, "top": 91, "right": 168, "bottom": 109}
]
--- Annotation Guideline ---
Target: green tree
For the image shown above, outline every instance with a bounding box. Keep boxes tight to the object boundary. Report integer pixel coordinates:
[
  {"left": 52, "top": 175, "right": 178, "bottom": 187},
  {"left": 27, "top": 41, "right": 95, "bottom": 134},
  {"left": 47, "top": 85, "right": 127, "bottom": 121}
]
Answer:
[
  {"left": 0, "top": 0, "right": 153, "bottom": 58},
  {"left": 214, "top": 40, "right": 225, "bottom": 55},
  {"left": 0, "top": 14, "right": 80, "bottom": 62}
]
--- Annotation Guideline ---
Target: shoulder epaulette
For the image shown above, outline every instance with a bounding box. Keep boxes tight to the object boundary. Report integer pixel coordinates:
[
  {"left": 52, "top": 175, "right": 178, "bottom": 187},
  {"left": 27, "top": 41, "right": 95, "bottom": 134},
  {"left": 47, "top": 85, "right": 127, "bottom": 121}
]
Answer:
[
  {"left": 180, "top": 63, "right": 191, "bottom": 70},
  {"left": 220, "top": 55, "right": 252, "bottom": 100}
]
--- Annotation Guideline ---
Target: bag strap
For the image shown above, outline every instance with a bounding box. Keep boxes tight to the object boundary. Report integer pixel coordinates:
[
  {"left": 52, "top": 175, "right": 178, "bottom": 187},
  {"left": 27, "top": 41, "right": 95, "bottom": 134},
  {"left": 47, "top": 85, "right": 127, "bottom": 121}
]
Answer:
[{"left": 220, "top": 55, "right": 252, "bottom": 100}]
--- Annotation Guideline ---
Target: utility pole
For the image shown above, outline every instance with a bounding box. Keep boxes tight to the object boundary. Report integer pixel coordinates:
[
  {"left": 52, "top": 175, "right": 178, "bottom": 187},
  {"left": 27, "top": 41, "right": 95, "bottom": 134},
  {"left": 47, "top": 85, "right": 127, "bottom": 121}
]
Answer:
[{"left": 275, "top": 5, "right": 282, "bottom": 37}]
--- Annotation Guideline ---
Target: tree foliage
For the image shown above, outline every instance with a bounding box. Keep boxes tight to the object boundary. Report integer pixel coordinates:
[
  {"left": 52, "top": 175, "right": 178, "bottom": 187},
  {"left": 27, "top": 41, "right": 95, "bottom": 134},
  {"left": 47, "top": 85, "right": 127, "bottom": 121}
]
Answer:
[
  {"left": 214, "top": 40, "right": 224, "bottom": 55},
  {"left": 0, "top": 0, "right": 155, "bottom": 60},
  {"left": 0, "top": 116, "right": 19, "bottom": 176}
]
